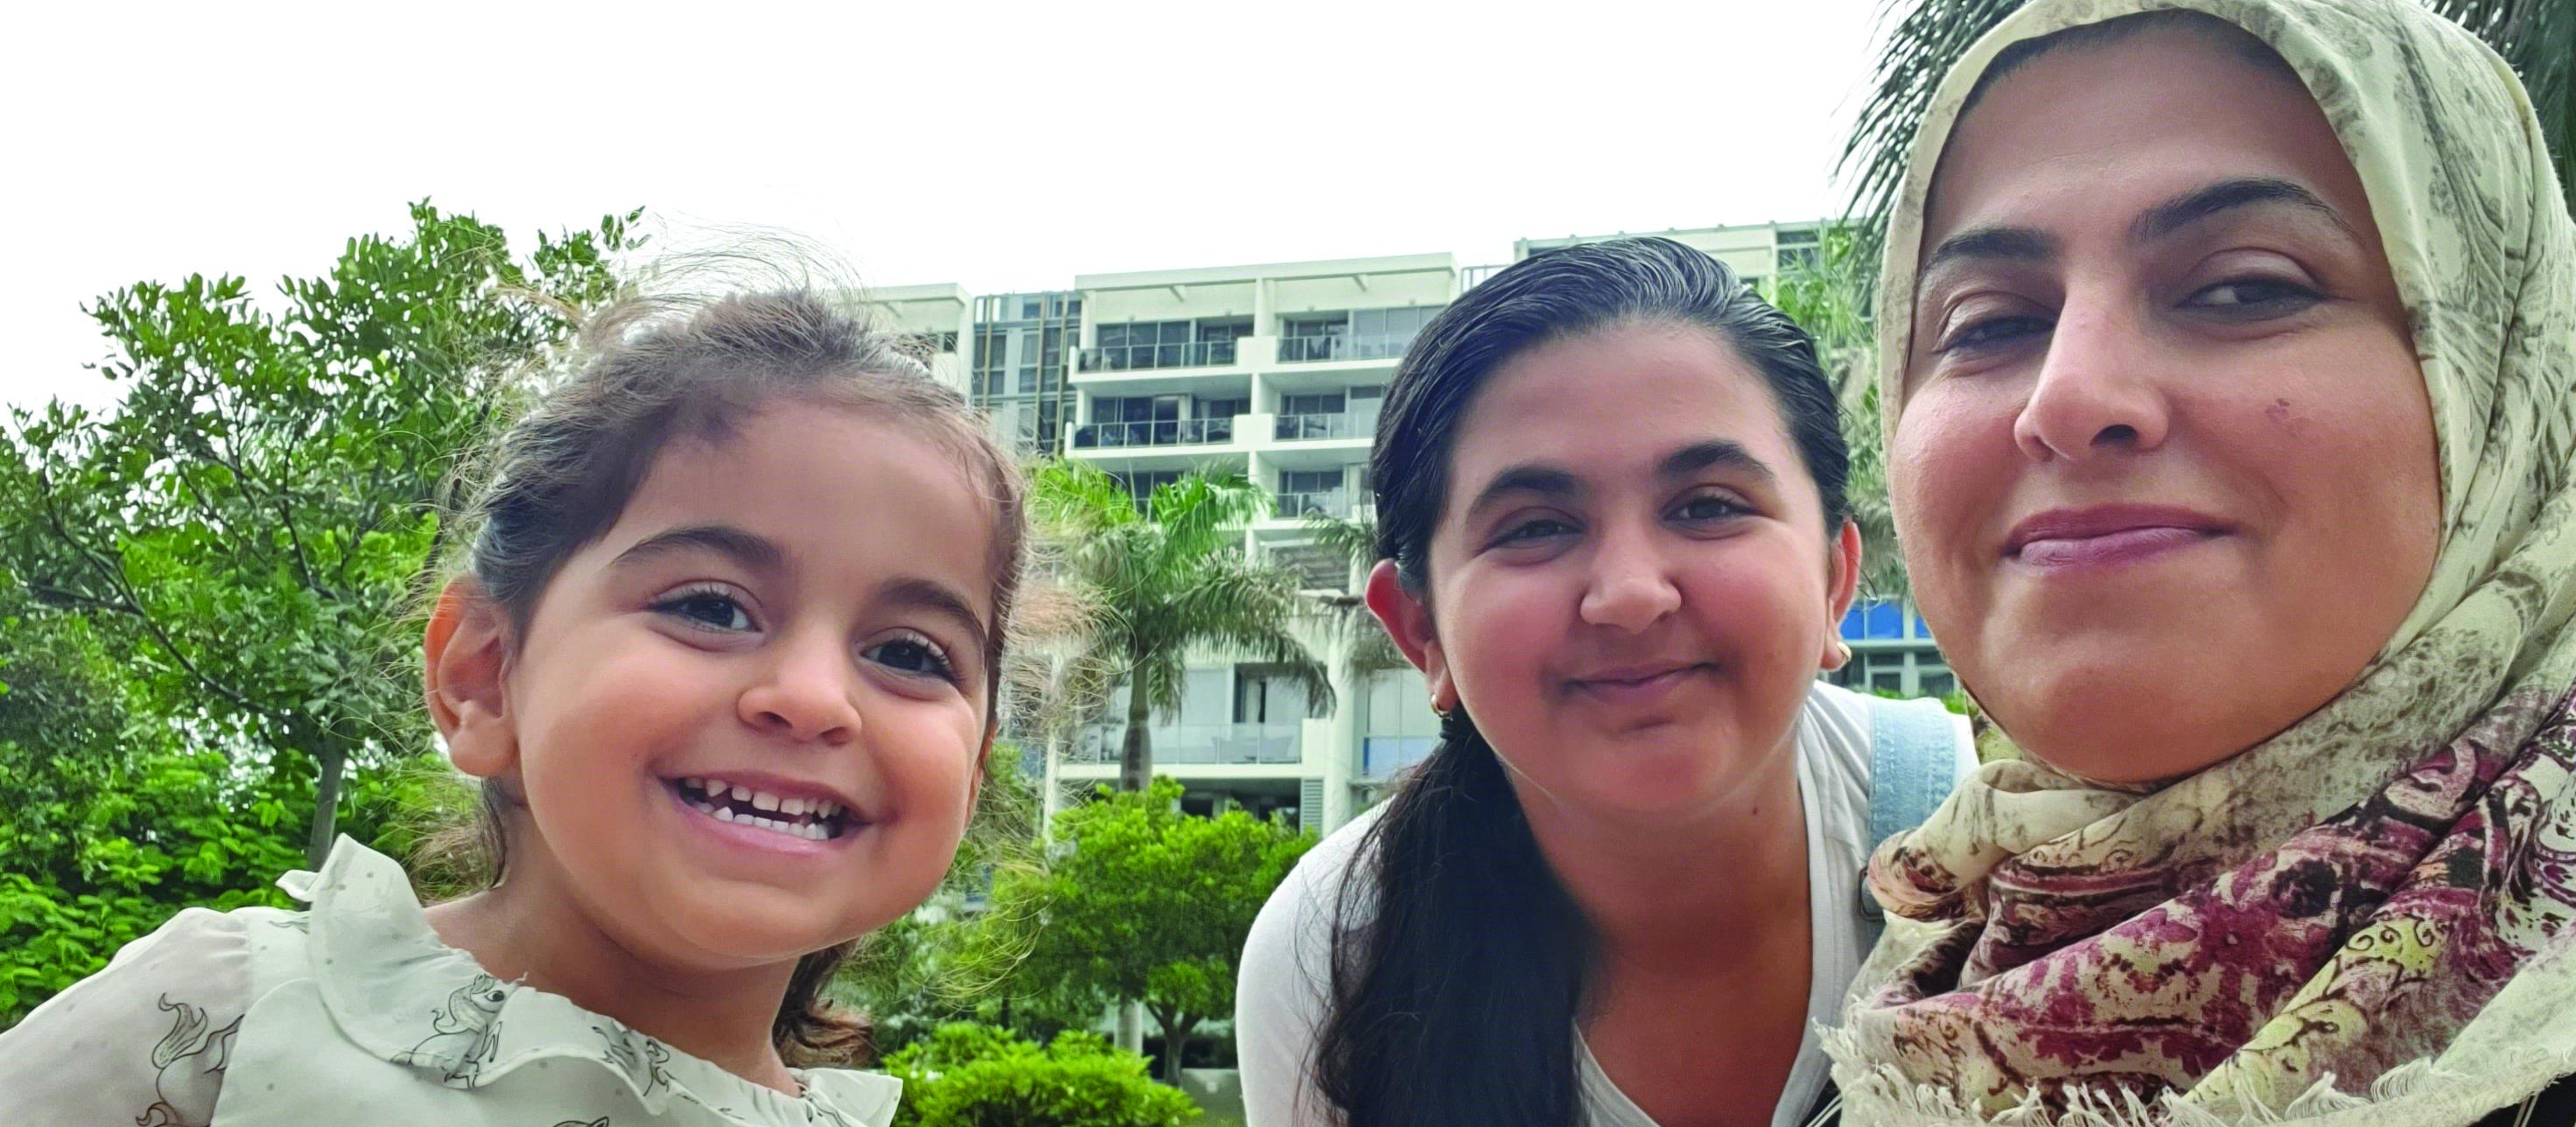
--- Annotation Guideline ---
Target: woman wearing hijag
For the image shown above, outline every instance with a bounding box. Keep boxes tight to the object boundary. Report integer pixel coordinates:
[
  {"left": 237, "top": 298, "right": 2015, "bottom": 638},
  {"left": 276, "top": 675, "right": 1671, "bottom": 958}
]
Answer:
[{"left": 1829, "top": 0, "right": 2576, "bottom": 1123}]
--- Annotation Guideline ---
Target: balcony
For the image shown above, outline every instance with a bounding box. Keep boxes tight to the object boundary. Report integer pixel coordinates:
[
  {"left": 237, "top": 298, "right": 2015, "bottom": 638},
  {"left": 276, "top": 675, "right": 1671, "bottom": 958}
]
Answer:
[
  {"left": 1277, "top": 333, "right": 1416, "bottom": 364},
  {"left": 1274, "top": 489, "right": 1350, "bottom": 520},
  {"left": 1068, "top": 721, "right": 1302, "bottom": 766},
  {"left": 1071, "top": 416, "right": 1235, "bottom": 450},
  {"left": 1274, "top": 412, "right": 1365, "bottom": 441},
  {"left": 1079, "top": 340, "right": 1242, "bottom": 373}
]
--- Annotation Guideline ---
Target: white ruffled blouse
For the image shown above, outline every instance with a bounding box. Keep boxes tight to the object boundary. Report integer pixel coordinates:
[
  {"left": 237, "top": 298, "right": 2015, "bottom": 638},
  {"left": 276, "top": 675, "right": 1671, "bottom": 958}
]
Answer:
[{"left": 0, "top": 837, "right": 900, "bottom": 1126}]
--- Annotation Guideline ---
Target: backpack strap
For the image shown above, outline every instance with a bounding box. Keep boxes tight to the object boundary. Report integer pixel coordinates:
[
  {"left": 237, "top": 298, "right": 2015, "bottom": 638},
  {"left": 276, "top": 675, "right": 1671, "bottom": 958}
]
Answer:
[
  {"left": 1866, "top": 694, "right": 1963, "bottom": 852},
  {"left": 1857, "top": 694, "right": 1965, "bottom": 942}
]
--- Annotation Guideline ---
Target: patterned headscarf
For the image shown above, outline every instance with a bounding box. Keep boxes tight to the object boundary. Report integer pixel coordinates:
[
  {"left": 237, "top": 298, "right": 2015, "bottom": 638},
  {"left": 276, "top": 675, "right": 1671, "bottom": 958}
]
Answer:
[{"left": 1827, "top": 0, "right": 2576, "bottom": 1123}]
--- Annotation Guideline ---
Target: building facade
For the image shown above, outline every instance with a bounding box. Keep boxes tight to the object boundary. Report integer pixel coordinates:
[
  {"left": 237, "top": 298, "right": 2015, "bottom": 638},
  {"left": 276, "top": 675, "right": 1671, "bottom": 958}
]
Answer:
[{"left": 868, "top": 220, "right": 1945, "bottom": 836}]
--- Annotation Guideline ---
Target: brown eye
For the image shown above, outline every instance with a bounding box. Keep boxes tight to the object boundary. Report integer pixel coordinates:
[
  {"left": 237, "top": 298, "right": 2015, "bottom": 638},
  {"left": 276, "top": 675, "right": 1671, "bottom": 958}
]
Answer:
[
  {"left": 865, "top": 632, "right": 960, "bottom": 682},
  {"left": 655, "top": 588, "right": 753, "bottom": 632}
]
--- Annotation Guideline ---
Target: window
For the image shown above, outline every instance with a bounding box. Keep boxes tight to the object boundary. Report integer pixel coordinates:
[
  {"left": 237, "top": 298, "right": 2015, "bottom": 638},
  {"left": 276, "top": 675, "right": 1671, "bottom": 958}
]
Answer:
[
  {"left": 1349, "top": 306, "right": 1441, "bottom": 359},
  {"left": 1281, "top": 392, "right": 1345, "bottom": 416},
  {"left": 1236, "top": 666, "right": 1313, "bottom": 723},
  {"left": 1198, "top": 396, "right": 1249, "bottom": 420}
]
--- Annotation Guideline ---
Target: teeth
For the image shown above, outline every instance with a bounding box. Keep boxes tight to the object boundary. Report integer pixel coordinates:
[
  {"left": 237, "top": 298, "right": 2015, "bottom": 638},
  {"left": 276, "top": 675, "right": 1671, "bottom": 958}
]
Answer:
[
  {"left": 752, "top": 790, "right": 780, "bottom": 812},
  {"left": 715, "top": 807, "right": 737, "bottom": 822},
  {"left": 780, "top": 797, "right": 808, "bottom": 816},
  {"left": 819, "top": 801, "right": 839, "bottom": 818},
  {"left": 729, "top": 783, "right": 752, "bottom": 802}
]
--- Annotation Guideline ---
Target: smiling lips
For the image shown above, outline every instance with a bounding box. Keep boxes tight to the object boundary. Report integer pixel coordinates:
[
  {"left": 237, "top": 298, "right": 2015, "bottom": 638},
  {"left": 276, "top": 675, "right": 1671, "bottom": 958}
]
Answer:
[
  {"left": 1567, "top": 662, "right": 1711, "bottom": 704},
  {"left": 2004, "top": 504, "right": 2228, "bottom": 569}
]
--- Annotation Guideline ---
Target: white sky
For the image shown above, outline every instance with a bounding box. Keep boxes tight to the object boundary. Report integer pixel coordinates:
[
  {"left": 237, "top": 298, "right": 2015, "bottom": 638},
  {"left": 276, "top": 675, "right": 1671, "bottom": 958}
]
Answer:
[{"left": 0, "top": 0, "right": 1883, "bottom": 412}]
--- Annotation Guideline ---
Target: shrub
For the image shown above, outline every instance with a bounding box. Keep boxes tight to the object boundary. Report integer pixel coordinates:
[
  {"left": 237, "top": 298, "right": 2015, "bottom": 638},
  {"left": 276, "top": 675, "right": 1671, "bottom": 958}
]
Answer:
[{"left": 884, "top": 1022, "right": 1197, "bottom": 1127}]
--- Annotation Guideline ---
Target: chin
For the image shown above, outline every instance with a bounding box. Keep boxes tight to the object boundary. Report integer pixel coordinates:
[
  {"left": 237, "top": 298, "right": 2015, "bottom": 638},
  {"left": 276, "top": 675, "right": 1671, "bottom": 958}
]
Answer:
[{"left": 1986, "top": 668, "right": 2256, "bottom": 785}]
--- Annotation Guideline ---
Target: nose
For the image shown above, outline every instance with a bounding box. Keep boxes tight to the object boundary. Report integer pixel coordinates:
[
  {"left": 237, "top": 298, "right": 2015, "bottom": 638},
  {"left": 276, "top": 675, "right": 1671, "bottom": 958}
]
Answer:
[
  {"left": 737, "top": 628, "right": 861, "bottom": 746},
  {"left": 1578, "top": 520, "right": 1682, "bottom": 634},
  {"left": 2012, "top": 296, "right": 2173, "bottom": 463}
]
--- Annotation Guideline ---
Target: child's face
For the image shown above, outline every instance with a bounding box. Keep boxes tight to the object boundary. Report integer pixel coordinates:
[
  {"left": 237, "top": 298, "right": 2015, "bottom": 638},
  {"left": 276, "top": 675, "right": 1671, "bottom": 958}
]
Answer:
[{"left": 450, "top": 403, "right": 993, "bottom": 970}]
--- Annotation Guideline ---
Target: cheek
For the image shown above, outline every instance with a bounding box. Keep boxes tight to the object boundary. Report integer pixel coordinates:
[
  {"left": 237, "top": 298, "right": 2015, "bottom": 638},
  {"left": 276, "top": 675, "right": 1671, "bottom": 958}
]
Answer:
[
  {"left": 2222, "top": 344, "right": 2440, "bottom": 598},
  {"left": 1890, "top": 387, "right": 2016, "bottom": 571},
  {"left": 1433, "top": 564, "right": 1569, "bottom": 723},
  {"left": 515, "top": 628, "right": 718, "bottom": 774},
  {"left": 873, "top": 704, "right": 985, "bottom": 837}
]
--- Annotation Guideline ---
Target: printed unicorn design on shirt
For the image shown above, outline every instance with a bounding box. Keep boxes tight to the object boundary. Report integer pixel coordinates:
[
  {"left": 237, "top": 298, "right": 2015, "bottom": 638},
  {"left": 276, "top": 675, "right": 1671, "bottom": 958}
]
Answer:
[
  {"left": 389, "top": 974, "right": 509, "bottom": 1083},
  {"left": 136, "top": 993, "right": 240, "bottom": 1127}
]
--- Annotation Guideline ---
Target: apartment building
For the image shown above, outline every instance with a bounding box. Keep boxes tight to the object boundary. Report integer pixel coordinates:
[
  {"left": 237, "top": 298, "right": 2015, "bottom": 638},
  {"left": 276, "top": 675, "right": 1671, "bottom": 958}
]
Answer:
[{"left": 869, "top": 220, "right": 1945, "bottom": 836}]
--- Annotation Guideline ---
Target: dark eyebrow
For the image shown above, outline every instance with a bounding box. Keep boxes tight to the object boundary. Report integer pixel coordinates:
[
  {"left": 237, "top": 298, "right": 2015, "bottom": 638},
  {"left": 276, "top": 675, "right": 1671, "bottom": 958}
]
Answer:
[
  {"left": 2132, "top": 176, "right": 2356, "bottom": 244},
  {"left": 878, "top": 576, "right": 991, "bottom": 647},
  {"left": 611, "top": 523, "right": 787, "bottom": 575},
  {"left": 1659, "top": 439, "right": 1777, "bottom": 486},
  {"left": 1463, "top": 465, "right": 1580, "bottom": 521},
  {"left": 1921, "top": 226, "right": 2059, "bottom": 276}
]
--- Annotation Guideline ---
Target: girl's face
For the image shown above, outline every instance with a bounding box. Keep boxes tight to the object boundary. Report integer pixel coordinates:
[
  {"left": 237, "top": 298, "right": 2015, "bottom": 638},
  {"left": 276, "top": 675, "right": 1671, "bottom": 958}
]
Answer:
[
  {"left": 439, "top": 404, "right": 993, "bottom": 971},
  {"left": 1370, "top": 322, "right": 1858, "bottom": 822},
  {"left": 1894, "top": 27, "right": 2439, "bottom": 783}
]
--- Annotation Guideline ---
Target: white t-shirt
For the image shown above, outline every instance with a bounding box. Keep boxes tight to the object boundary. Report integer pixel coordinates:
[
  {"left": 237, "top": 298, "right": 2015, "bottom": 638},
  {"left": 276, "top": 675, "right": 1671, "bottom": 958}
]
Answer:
[{"left": 1235, "top": 681, "right": 1971, "bottom": 1127}]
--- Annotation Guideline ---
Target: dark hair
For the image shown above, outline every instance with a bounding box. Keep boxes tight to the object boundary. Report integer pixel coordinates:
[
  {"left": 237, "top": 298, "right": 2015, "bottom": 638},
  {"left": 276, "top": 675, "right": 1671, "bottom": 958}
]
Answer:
[
  {"left": 1317, "top": 237, "right": 1846, "bottom": 1125},
  {"left": 439, "top": 288, "right": 1026, "bottom": 1067}
]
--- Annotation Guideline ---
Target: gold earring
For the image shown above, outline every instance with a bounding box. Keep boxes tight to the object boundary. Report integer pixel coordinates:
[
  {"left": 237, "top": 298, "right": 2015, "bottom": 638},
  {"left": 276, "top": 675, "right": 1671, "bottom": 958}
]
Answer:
[{"left": 1832, "top": 640, "right": 1853, "bottom": 668}]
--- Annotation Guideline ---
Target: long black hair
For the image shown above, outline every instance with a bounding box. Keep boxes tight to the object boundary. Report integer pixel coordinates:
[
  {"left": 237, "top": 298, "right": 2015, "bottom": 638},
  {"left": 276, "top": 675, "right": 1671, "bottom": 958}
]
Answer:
[{"left": 1316, "top": 236, "right": 1847, "bottom": 1125}]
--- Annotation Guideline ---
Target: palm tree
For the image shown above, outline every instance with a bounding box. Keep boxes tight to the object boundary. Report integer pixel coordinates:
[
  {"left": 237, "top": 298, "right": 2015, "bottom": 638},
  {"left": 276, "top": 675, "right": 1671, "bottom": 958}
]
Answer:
[
  {"left": 1297, "top": 509, "right": 1408, "bottom": 683},
  {"left": 1026, "top": 462, "right": 1332, "bottom": 794},
  {"left": 1771, "top": 225, "right": 1912, "bottom": 603},
  {"left": 1839, "top": 0, "right": 2572, "bottom": 244}
]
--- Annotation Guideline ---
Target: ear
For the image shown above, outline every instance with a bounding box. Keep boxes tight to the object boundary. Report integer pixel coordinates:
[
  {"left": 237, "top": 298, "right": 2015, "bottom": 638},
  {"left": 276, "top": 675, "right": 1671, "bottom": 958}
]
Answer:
[
  {"left": 1822, "top": 520, "right": 1865, "bottom": 671},
  {"left": 1363, "top": 559, "right": 1458, "bottom": 713},
  {"left": 426, "top": 578, "right": 519, "bottom": 780}
]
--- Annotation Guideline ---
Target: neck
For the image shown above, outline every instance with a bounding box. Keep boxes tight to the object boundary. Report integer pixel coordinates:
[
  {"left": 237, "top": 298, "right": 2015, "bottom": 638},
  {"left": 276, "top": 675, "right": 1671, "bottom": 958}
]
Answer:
[
  {"left": 1514, "top": 737, "right": 1811, "bottom": 972},
  {"left": 424, "top": 846, "right": 803, "bottom": 1094}
]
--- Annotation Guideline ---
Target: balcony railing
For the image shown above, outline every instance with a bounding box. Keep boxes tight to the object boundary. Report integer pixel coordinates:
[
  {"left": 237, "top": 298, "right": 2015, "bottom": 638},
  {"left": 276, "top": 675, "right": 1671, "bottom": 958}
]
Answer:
[
  {"left": 1278, "top": 333, "right": 1415, "bottom": 364},
  {"left": 1079, "top": 340, "right": 1240, "bottom": 373},
  {"left": 1274, "top": 412, "right": 1363, "bottom": 441},
  {"left": 1068, "top": 721, "right": 1302, "bottom": 766},
  {"left": 1274, "top": 489, "right": 1350, "bottom": 519},
  {"left": 1071, "top": 416, "right": 1234, "bottom": 450}
]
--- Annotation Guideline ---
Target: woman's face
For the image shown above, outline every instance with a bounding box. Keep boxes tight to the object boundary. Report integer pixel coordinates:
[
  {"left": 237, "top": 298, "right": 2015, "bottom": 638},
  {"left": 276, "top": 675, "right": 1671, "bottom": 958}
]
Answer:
[
  {"left": 1369, "top": 321, "right": 1858, "bottom": 823},
  {"left": 1894, "top": 26, "right": 2439, "bottom": 783}
]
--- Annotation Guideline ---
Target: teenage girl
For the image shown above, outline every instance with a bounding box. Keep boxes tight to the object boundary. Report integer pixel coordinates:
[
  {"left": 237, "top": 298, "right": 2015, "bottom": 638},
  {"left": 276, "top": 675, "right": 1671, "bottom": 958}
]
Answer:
[{"left": 0, "top": 289, "right": 1026, "bottom": 1127}]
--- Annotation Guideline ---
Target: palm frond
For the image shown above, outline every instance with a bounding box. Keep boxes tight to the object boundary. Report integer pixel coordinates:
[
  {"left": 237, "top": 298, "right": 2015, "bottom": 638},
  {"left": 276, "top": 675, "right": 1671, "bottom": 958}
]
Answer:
[
  {"left": 1298, "top": 509, "right": 1382, "bottom": 570},
  {"left": 1838, "top": 0, "right": 2028, "bottom": 247},
  {"left": 1147, "top": 468, "right": 1266, "bottom": 557},
  {"left": 1026, "top": 458, "right": 1141, "bottom": 539},
  {"left": 1174, "top": 553, "right": 1337, "bottom": 712}
]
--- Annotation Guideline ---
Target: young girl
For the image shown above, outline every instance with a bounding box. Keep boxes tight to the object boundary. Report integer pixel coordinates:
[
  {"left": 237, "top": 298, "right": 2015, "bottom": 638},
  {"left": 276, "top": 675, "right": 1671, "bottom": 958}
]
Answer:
[
  {"left": 1235, "top": 238, "right": 1975, "bottom": 1127},
  {"left": 0, "top": 289, "right": 1026, "bottom": 1126}
]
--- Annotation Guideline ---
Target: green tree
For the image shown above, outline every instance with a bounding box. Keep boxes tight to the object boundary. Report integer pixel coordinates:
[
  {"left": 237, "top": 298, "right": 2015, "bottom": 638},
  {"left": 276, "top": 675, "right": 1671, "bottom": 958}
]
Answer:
[
  {"left": 1769, "top": 224, "right": 1908, "bottom": 601},
  {"left": 0, "top": 201, "right": 637, "bottom": 866},
  {"left": 985, "top": 777, "right": 1314, "bottom": 1084},
  {"left": 1840, "top": 0, "right": 2572, "bottom": 242},
  {"left": 1026, "top": 462, "right": 1331, "bottom": 793},
  {"left": 0, "top": 598, "right": 443, "bottom": 1026}
]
